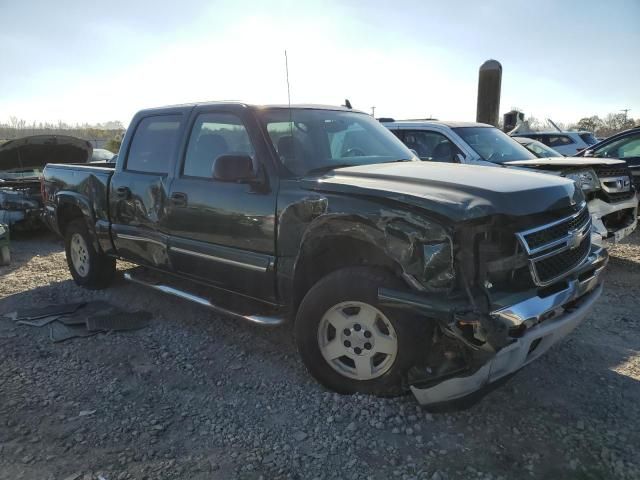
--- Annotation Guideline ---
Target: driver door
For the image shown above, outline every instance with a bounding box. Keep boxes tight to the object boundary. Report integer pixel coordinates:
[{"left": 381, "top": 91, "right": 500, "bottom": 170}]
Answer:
[{"left": 165, "top": 108, "right": 279, "bottom": 303}]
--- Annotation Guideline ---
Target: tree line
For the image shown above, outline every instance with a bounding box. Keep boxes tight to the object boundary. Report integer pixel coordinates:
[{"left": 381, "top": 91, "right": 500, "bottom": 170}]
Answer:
[
  {"left": 0, "top": 117, "right": 125, "bottom": 152},
  {"left": 522, "top": 112, "right": 638, "bottom": 138}
]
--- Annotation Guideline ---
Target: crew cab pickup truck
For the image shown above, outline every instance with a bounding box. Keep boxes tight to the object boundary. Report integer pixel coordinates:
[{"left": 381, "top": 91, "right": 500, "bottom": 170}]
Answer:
[
  {"left": 43, "top": 103, "right": 607, "bottom": 407},
  {"left": 383, "top": 120, "right": 638, "bottom": 245}
]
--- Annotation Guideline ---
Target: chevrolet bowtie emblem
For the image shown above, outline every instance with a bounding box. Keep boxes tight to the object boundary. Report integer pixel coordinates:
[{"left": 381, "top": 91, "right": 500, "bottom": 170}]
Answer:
[{"left": 566, "top": 229, "right": 583, "bottom": 250}]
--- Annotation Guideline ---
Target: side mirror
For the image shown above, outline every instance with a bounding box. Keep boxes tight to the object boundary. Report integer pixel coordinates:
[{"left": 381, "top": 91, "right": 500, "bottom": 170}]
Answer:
[
  {"left": 454, "top": 153, "right": 464, "bottom": 163},
  {"left": 212, "top": 154, "right": 255, "bottom": 182},
  {"left": 409, "top": 148, "right": 419, "bottom": 157},
  {"left": 583, "top": 149, "right": 594, "bottom": 157}
]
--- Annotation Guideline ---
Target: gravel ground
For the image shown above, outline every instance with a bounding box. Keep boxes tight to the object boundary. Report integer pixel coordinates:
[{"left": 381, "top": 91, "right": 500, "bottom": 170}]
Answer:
[{"left": 1, "top": 230, "right": 639, "bottom": 480}]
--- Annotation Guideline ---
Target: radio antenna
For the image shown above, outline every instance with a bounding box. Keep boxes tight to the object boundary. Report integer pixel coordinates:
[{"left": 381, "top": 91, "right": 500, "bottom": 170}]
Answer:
[
  {"left": 285, "top": 50, "right": 292, "bottom": 109},
  {"left": 285, "top": 50, "right": 294, "bottom": 143}
]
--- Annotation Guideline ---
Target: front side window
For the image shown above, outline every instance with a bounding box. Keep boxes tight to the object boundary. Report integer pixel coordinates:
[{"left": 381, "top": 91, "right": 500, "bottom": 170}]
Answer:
[
  {"left": 595, "top": 134, "right": 640, "bottom": 159},
  {"left": 402, "top": 130, "right": 460, "bottom": 162},
  {"left": 260, "top": 109, "right": 414, "bottom": 176},
  {"left": 183, "top": 113, "right": 255, "bottom": 178},
  {"left": 126, "top": 115, "right": 182, "bottom": 174},
  {"left": 453, "top": 127, "right": 536, "bottom": 163}
]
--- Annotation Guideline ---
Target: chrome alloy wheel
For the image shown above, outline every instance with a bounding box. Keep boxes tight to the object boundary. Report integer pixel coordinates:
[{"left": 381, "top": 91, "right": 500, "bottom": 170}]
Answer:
[
  {"left": 70, "top": 233, "right": 90, "bottom": 277},
  {"left": 317, "top": 301, "right": 398, "bottom": 381}
]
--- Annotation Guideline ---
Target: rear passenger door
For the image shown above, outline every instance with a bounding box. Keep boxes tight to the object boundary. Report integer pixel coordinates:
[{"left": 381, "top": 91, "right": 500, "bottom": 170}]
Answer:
[{"left": 109, "top": 112, "right": 187, "bottom": 268}]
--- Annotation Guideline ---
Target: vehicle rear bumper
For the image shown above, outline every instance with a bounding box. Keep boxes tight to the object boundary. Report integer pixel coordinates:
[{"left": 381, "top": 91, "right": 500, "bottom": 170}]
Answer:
[
  {"left": 408, "top": 246, "right": 607, "bottom": 406},
  {"left": 588, "top": 196, "right": 638, "bottom": 246}
]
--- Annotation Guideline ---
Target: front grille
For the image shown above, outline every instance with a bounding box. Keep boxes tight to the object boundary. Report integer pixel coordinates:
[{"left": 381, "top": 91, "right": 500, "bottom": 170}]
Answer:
[
  {"left": 522, "top": 207, "right": 589, "bottom": 251},
  {"left": 594, "top": 166, "right": 629, "bottom": 178},
  {"left": 533, "top": 235, "right": 590, "bottom": 284},
  {"left": 595, "top": 165, "right": 635, "bottom": 203},
  {"left": 605, "top": 191, "right": 635, "bottom": 202},
  {"left": 517, "top": 204, "right": 592, "bottom": 286}
]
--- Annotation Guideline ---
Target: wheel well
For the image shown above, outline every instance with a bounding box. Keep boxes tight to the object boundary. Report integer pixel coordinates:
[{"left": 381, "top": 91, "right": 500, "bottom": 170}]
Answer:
[
  {"left": 292, "top": 236, "right": 402, "bottom": 311},
  {"left": 57, "top": 203, "right": 84, "bottom": 236}
]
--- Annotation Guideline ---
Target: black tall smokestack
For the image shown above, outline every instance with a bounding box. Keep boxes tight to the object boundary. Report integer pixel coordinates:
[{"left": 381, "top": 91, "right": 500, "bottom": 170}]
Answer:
[{"left": 476, "top": 60, "right": 502, "bottom": 127}]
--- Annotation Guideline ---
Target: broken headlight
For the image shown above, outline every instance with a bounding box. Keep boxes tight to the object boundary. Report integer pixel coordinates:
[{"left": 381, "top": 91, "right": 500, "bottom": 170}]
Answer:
[{"left": 564, "top": 168, "right": 600, "bottom": 194}]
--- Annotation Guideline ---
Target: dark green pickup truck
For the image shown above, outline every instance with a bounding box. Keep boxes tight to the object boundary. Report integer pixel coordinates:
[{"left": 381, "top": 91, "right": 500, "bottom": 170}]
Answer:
[{"left": 42, "top": 102, "right": 607, "bottom": 407}]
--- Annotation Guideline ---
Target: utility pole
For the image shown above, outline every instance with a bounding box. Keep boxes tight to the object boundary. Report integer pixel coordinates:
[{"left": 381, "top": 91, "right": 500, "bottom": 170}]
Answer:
[
  {"left": 371, "top": 106, "right": 376, "bottom": 117},
  {"left": 620, "top": 109, "right": 630, "bottom": 122}
]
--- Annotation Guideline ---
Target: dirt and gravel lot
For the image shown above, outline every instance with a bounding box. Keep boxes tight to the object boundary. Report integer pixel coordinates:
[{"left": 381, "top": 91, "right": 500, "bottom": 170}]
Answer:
[{"left": 1, "top": 230, "right": 639, "bottom": 480}]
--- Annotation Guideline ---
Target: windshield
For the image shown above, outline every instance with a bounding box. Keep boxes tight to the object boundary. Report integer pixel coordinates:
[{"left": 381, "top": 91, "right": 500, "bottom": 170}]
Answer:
[
  {"left": 453, "top": 126, "right": 536, "bottom": 163},
  {"left": 259, "top": 109, "right": 415, "bottom": 176},
  {"left": 579, "top": 132, "right": 598, "bottom": 145},
  {"left": 521, "top": 139, "right": 563, "bottom": 158}
]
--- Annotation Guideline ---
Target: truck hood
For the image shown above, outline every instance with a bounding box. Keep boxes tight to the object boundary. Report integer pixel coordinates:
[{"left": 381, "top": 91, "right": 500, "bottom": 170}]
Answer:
[
  {"left": 309, "top": 162, "right": 582, "bottom": 222},
  {"left": 0, "top": 135, "right": 92, "bottom": 173},
  {"left": 503, "top": 157, "right": 626, "bottom": 171}
]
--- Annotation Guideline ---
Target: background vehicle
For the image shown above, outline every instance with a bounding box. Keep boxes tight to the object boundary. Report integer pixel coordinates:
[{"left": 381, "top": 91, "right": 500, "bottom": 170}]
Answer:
[
  {"left": 43, "top": 102, "right": 606, "bottom": 407},
  {"left": 511, "top": 130, "right": 597, "bottom": 156},
  {"left": 578, "top": 127, "right": 640, "bottom": 194},
  {"left": 90, "top": 148, "right": 116, "bottom": 163},
  {"left": 383, "top": 120, "right": 637, "bottom": 245},
  {"left": 513, "top": 136, "right": 563, "bottom": 158},
  {"left": 0, "top": 135, "right": 91, "bottom": 230}
]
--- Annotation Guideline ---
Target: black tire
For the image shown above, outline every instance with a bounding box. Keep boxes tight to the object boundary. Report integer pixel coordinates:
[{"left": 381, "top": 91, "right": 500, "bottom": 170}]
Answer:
[
  {"left": 295, "top": 267, "right": 431, "bottom": 397},
  {"left": 64, "top": 219, "right": 115, "bottom": 289},
  {"left": 0, "top": 245, "right": 10, "bottom": 266}
]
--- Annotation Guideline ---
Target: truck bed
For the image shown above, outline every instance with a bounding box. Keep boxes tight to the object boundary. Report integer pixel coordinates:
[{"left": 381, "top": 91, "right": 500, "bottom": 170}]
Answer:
[{"left": 42, "top": 162, "right": 115, "bottom": 237}]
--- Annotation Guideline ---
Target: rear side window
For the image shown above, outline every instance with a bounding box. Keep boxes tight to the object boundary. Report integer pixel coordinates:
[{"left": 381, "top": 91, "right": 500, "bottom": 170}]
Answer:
[
  {"left": 546, "top": 135, "right": 574, "bottom": 147},
  {"left": 126, "top": 115, "right": 182, "bottom": 174}
]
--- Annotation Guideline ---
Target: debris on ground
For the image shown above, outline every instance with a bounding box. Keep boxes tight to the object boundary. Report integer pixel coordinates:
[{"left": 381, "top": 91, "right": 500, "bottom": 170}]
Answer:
[{"left": 2, "top": 300, "right": 150, "bottom": 342}]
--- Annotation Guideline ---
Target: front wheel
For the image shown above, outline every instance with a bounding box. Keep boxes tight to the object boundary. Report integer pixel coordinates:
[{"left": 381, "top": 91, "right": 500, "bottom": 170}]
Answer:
[
  {"left": 64, "top": 219, "right": 116, "bottom": 289},
  {"left": 295, "top": 267, "right": 430, "bottom": 397}
]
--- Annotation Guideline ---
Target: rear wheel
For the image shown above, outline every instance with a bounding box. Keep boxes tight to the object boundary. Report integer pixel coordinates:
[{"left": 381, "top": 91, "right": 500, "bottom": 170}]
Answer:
[
  {"left": 64, "top": 219, "right": 115, "bottom": 289},
  {"left": 295, "top": 267, "right": 430, "bottom": 397}
]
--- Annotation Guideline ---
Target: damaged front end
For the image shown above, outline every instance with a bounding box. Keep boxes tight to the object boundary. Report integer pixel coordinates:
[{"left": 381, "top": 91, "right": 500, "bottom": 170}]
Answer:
[
  {"left": 379, "top": 202, "right": 608, "bottom": 406},
  {"left": 0, "top": 181, "right": 45, "bottom": 230}
]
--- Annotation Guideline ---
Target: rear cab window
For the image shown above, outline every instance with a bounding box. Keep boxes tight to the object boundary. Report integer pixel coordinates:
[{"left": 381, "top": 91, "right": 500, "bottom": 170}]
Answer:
[{"left": 126, "top": 115, "right": 182, "bottom": 174}]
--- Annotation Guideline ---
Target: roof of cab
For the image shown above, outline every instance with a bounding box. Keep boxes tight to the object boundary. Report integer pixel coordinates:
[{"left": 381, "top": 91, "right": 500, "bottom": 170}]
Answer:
[{"left": 136, "top": 101, "right": 366, "bottom": 115}]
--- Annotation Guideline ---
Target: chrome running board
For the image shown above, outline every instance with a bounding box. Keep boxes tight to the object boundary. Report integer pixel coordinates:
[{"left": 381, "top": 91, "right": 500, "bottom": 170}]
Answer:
[{"left": 123, "top": 272, "right": 285, "bottom": 327}]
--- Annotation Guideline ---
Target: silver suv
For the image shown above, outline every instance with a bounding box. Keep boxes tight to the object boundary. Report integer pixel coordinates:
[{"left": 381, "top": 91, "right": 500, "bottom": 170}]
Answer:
[{"left": 382, "top": 119, "right": 637, "bottom": 245}]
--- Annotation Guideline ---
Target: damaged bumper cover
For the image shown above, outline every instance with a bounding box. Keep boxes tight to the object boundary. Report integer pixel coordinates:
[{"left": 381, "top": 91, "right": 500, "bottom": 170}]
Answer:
[
  {"left": 588, "top": 196, "right": 638, "bottom": 246},
  {"left": 382, "top": 246, "right": 608, "bottom": 406}
]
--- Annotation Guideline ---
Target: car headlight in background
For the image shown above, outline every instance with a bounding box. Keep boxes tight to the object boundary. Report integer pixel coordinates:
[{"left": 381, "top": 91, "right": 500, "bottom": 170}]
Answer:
[{"left": 564, "top": 168, "right": 600, "bottom": 193}]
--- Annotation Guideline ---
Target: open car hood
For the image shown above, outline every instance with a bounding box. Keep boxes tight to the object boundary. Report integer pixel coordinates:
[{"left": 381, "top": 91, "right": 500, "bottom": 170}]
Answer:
[
  {"left": 503, "top": 157, "right": 626, "bottom": 170},
  {"left": 309, "top": 161, "right": 582, "bottom": 222},
  {"left": 0, "top": 135, "right": 92, "bottom": 172}
]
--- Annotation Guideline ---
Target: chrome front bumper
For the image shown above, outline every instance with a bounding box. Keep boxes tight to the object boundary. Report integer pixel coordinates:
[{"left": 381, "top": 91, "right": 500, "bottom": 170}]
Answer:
[
  {"left": 410, "top": 247, "right": 607, "bottom": 406},
  {"left": 589, "top": 196, "right": 638, "bottom": 246}
]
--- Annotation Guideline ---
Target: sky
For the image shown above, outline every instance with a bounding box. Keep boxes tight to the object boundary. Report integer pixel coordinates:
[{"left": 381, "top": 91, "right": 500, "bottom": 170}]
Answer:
[{"left": 1, "top": 0, "right": 639, "bottom": 127}]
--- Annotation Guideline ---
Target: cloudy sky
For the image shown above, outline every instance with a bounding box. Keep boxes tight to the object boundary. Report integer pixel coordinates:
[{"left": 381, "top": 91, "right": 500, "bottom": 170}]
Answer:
[{"left": 1, "top": 0, "right": 638, "bottom": 126}]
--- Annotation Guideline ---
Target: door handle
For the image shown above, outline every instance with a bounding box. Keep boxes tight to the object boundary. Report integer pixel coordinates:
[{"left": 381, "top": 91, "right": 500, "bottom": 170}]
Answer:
[
  {"left": 170, "top": 192, "right": 188, "bottom": 207},
  {"left": 116, "top": 186, "right": 131, "bottom": 199}
]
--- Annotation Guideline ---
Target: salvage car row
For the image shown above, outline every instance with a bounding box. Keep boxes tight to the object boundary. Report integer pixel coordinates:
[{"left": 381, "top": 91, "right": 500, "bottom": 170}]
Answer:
[{"left": 37, "top": 101, "right": 636, "bottom": 408}]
